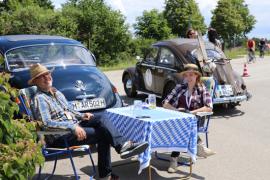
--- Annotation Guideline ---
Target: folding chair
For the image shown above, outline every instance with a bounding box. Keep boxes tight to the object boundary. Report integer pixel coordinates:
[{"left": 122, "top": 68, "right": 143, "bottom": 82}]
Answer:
[
  {"left": 18, "top": 86, "right": 96, "bottom": 180},
  {"left": 198, "top": 76, "right": 216, "bottom": 147}
]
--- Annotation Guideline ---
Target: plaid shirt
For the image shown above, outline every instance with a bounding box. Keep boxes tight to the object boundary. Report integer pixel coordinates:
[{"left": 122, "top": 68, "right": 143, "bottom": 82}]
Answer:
[
  {"left": 33, "top": 88, "right": 83, "bottom": 131},
  {"left": 163, "top": 83, "right": 213, "bottom": 111}
]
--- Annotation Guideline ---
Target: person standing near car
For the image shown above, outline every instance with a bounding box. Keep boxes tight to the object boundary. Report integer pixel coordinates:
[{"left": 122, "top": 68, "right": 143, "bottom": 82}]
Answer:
[
  {"left": 163, "top": 64, "right": 216, "bottom": 173},
  {"left": 28, "top": 63, "right": 148, "bottom": 180},
  {"left": 186, "top": 29, "right": 197, "bottom": 39}
]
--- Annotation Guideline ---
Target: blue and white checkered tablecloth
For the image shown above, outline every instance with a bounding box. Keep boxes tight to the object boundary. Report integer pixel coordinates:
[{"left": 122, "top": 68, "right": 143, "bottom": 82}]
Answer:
[{"left": 105, "top": 106, "right": 197, "bottom": 174}]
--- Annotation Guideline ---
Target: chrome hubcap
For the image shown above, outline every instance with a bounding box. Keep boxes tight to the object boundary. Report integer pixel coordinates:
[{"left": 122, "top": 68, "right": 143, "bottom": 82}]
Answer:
[{"left": 125, "top": 79, "right": 132, "bottom": 89}]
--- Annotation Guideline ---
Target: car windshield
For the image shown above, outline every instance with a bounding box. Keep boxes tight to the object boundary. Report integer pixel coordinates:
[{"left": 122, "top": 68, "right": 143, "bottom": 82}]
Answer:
[
  {"left": 6, "top": 44, "right": 96, "bottom": 71},
  {"left": 191, "top": 48, "right": 226, "bottom": 61}
]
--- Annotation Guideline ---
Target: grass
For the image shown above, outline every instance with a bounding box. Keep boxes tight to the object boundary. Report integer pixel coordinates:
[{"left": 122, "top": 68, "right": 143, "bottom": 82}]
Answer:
[
  {"left": 98, "top": 58, "right": 137, "bottom": 71},
  {"left": 224, "top": 47, "right": 246, "bottom": 59}
]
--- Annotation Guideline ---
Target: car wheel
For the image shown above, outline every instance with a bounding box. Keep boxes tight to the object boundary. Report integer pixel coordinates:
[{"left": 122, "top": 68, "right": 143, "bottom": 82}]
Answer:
[
  {"left": 123, "top": 74, "right": 137, "bottom": 97},
  {"left": 163, "top": 82, "right": 176, "bottom": 100}
]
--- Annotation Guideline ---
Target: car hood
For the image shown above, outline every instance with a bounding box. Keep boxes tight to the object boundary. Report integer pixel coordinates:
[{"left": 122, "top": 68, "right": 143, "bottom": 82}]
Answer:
[{"left": 10, "top": 65, "right": 117, "bottom": 108}]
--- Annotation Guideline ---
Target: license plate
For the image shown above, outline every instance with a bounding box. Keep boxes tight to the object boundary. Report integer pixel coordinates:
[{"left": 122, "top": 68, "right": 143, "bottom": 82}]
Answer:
[
  {"left": 216, "top": 85, "right": 233, "bottom": 97},
  {"left": 70, "top": 98, "right": 106, "bottom": 111}
]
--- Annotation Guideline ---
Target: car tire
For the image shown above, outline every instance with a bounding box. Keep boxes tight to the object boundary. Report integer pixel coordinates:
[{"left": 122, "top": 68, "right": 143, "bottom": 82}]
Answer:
[
  {"left": 123, "top": 74, "right": 137, "bottom": 97},
  {"left": 162, "top": 82, "right": 176, "bottom": 100}
]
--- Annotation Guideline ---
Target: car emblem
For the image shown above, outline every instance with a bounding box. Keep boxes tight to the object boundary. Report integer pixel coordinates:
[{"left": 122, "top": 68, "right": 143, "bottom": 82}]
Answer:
[{"left": 75, "top": 80, "right": 86, "bottom": 91}]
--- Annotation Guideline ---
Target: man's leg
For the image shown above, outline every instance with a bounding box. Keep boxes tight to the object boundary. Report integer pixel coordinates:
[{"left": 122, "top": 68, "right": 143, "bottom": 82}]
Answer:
[
  {"left": 50, "top": 125, "right": 112, "bottom": 178},
  {"left": 92, "top": 112, "right": 126, "bottom": 151},
  {"left": 91, "top": 113, "right": 149, "bottom": 159}
]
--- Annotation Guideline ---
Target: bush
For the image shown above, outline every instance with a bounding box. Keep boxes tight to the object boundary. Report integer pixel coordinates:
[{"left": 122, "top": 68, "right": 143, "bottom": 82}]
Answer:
[{"left": 0, "top": 73, "right": 44, "bottom": 180}]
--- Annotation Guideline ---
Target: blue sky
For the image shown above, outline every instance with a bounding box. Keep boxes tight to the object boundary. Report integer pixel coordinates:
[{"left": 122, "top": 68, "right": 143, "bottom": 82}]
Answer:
[{"left": 53, "top": 0, "right": 269, "bottom": 38}]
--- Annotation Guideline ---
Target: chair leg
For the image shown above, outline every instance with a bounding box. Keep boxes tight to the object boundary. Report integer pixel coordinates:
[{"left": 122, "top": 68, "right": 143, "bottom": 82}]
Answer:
[
  {"left": 86, "top": 148, "right": 96, "bottom": 178},
  {"left": 206, "top": 132, "right": 209, "bottom": 148},
  {"left": 68, "top": 150, "right": 79, "bottom": 180},
  {"left": 37, "top": 165, "right": 42, "bottom": 180},
  {"left": 44, "top": 155, "right": 58, "bottom": 180}
]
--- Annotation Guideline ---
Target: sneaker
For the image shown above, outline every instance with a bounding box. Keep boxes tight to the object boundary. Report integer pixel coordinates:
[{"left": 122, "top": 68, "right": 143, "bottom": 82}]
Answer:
[
  {"left": 120, "top": 141, "right": 148, "bottom": 159},
  {"left": 197, "top": 143, "right": 216, "bottom": 158},
  {"left": 167, "top": 157, "right": 178, "bottom": 173}
]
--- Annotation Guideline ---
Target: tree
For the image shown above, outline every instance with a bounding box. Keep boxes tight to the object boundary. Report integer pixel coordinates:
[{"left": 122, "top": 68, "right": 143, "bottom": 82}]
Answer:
[
  {"left": 134, "top": 9, "right": 172, "bottom": 40},
  {"left": 210, "top": 0, "right": 256, "bottom": 47},
  {"left": 164, "top": 0, "right": 207, "bottom": 37},
  {"left": 62, "top": 0, "right": 131, "bottom": 65},
  {"left": 0, "top": 0, "right": 58, "bottom": 35}
]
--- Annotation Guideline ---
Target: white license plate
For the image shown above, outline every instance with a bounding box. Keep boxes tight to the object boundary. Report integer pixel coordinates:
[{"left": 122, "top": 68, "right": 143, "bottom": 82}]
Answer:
[
  {"left": 70, "top": 98, "right": 106, "bottom": 111},
  {"left": 217, "top": 85, "right": 233, "bottom": 97}
]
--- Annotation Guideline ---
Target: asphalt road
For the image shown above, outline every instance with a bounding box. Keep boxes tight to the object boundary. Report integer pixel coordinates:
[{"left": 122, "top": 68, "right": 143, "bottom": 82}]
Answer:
[{"left": 36, "top": 56, "right": 270, "bottom": 180}]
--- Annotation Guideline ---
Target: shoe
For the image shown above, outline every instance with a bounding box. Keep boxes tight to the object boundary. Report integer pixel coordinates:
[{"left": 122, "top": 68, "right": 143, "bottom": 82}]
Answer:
[
  {"left": 197, "top": 143, "right": 216, "bottom": 158},
  {"left": 120, "top": 141, "right": 148, "bottom": 159},
  {"left": 167, "top": 157, "right": 178, "bottom": 173},
  {"left": 100, "top": 173, "right": 119, "bottom": 180}
]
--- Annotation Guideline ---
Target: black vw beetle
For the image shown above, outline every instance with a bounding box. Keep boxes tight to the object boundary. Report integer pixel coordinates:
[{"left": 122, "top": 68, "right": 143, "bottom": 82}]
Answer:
[
  {"left": 122, "top": 38, "right": 249, "bottom": 107},
  {"left": 0, "top": 35, "right": 122, "bottom": 112}
]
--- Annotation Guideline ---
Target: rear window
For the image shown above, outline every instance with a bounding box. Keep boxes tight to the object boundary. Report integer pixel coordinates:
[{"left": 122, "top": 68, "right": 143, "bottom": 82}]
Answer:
[{"left": 6, "top": 44, "right": 96, "bottom": 71}]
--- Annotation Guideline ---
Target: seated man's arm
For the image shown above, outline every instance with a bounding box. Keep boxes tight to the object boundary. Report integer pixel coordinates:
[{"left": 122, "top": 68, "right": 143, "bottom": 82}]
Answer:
[{"left": 33, "top": 95, "right": 77, "bottom": 131}]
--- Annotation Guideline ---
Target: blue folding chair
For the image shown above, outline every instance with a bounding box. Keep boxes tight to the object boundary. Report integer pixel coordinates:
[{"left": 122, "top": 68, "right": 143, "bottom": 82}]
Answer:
[
  {"left": 18, "top": 86, "right": 96, "bottom": 180},
  {"left": 198, "top": 76, "right": 216, "bottom": 148}
]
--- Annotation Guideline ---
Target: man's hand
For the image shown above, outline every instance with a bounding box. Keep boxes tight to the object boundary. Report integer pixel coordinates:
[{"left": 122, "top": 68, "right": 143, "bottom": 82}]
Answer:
[
  {"left": 82, "top": 113, "right": 94, "bottom": 121},
  {"left": 75, "top": 125, "right": 86, "bottom": 141}
]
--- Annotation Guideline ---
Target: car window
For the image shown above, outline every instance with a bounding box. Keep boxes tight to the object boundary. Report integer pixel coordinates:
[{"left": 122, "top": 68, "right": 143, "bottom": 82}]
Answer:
[
  {"left": 6, "top": 45, "right": 96, "bottom": 71},
  {"left": 191, "top": 48, "right": 226, "bottom": 61},
  {"left": 158, "top": 48, "right": 175, "bottom": 66},
  {"left": 144, "top": 47, "right": 158, "bottom": 64}
]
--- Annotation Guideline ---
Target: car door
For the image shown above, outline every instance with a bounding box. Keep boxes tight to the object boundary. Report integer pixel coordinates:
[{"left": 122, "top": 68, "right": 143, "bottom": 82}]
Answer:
[
  {"left": 138, "top": 47, "right": 159, "bottom": 92},
  {"left": 152, "top": 47, "right": 178, "bottom": 94}
]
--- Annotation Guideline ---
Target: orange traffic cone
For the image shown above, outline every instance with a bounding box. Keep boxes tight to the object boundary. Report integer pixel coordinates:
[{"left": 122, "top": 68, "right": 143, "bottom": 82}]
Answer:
[{"left": 242, "top": 63, "right": 250, "bottom": 77}]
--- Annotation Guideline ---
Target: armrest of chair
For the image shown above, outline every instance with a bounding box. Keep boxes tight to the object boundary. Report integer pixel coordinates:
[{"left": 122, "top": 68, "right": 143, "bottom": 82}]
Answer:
[{"left": 195, "top": 111, "right": 213, "bottom": 117}]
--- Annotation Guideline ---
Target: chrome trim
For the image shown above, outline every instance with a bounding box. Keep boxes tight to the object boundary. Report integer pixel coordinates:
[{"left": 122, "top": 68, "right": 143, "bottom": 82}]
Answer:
[
  {"left": 213, "top": 95, "right": 247, "bottom": 104},
  {"left": 136, "top": 90, "right": 162, "bottom": 98},
  {"left": 76, "top": 94, "right": 96, "bottom": 100},
  {"left": 141, "top": 63, "right": 177, "bottom": 72}
]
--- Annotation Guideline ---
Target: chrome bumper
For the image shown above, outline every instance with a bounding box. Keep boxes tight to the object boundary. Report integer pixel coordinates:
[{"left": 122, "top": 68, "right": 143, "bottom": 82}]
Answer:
[{"left": 213, "top": 95, "right": 247, "bottom": 104}]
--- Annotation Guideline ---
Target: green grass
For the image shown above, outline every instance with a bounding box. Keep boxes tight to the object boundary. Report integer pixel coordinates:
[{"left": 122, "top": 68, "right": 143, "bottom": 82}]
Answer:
[
  {"left": 224, "top": 47, "right": 246, "bottom": 59},
  {"left": 98, "top": 58, "right": 137, "bottom": 71}
]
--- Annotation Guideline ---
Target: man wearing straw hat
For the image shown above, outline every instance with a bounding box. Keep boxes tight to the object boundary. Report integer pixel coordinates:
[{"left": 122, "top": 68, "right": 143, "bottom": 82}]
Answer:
[
  {"left": 28, "top": 63, "right": 148, "bottom": 180},
  {"left": 163, "top": 63, "right": 216, "bottom": 173}
]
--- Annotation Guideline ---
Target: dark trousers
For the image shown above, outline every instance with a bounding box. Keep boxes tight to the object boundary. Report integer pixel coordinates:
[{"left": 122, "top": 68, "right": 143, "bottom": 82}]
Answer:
[{"left": 50, "top": 118, "right": 114, "bottom": 178}]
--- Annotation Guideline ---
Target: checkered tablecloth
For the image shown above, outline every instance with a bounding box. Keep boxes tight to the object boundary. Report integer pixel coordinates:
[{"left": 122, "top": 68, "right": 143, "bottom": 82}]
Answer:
[{"left": 105, "top": 106, "right": 197, "bottom": 174}]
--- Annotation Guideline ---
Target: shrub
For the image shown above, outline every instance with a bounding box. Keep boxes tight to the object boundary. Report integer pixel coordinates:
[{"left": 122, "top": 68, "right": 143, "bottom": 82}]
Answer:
[{"left": 0, "top": 73, "right": 44, "bottom": 180}]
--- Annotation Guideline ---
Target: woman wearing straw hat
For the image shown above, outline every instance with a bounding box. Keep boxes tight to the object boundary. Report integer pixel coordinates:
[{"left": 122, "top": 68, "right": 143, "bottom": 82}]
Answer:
[{"left": 163, "top": 63, "right": 216, "bottom": 173}]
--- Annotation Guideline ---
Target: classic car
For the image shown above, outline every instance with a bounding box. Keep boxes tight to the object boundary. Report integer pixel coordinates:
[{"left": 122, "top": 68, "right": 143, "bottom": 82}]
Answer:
[
  {"left": 122, "top": 38, "right": 249, "bottom": 107},
  {"left": 0, "top": 35, "right": 122, "bottom": 113}
]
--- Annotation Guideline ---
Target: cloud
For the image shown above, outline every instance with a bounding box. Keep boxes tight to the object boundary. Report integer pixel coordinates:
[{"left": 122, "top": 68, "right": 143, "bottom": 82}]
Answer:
[{"left": 105, "top": 0, "right": 126, "bottom": 14}]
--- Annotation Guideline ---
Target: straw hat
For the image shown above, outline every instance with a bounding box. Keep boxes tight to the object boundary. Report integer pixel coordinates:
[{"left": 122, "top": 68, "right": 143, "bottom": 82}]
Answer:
[
  {"left": 28, "top": 63, "right": 51, "bottom": 85},
  {"left": 180, "top": 64, "right": 202, "bottom": 77}
]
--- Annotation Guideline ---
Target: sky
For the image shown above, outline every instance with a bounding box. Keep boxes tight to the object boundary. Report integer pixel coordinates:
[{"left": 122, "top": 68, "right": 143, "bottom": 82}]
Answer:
[{"left": 52, "top": 0, "right": 270, "bottom": 38}]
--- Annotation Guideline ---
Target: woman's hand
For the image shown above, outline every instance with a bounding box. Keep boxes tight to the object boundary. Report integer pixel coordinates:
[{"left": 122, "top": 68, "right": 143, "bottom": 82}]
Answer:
[{"left": 177, "top": 107, "right": 186, "bottom": 112}]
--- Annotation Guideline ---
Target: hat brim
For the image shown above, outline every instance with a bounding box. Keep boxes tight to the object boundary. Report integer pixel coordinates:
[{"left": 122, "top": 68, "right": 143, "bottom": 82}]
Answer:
[
  {"left": 180, "top": 70, "right": 202, "bottom": 77},
  {"left": 28, "top": 69, "right": 51, "bottom": 85}
]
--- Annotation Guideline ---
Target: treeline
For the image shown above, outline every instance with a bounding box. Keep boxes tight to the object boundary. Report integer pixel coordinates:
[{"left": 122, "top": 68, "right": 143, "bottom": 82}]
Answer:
[{"left": 0, "top": 0, "right": 256, "bottom": 66}]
